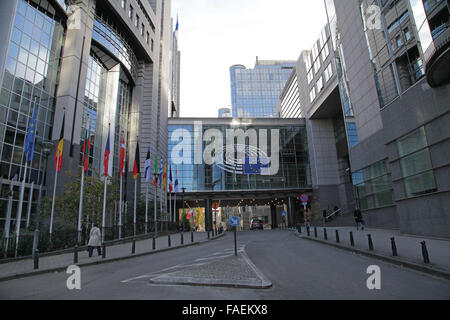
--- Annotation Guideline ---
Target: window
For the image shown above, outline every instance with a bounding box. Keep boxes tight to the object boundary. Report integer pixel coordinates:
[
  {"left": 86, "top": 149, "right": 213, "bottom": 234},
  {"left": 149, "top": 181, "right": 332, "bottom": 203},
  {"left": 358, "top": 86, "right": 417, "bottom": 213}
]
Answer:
[
  {"left": 121, "top": 0, "right": 126, "bottom": 9},
  {"left": 324, "top": 63, "right": 333, "bottom": 83},
  {"left": 397, "top": 127, "right": 437, "bottom": 197},
  {"left": 141, "top": 23, "right": 145, "bottom": 36},
  {"left": 352, "top": 160, "right": 393, "bottom": 210},
  {"left": 316, "top": 76, "right": 323, "bottom": 92},
  {"left": 404, "top": 27, "right": 411, "bottom": 41},
  {"left": 146, "top": 31, "right": 149, "bottom": 44},
  {"left": 307, "top": 70, "right": 313, "bottom": 84},
  {"left": 396, "top": 35, "right": 403, "bottom": 48},
  {"left": 151, "top": 39, "right": 154, "bottom": 51},
  {"left": 135, "top": 15, "right": 139, "bottom": 28},
  {"left": 309, "top": 88, "right": 316, "bottom": 102},
  {"left": 128, "top": 5, "right": 133, "bottom": 19}
]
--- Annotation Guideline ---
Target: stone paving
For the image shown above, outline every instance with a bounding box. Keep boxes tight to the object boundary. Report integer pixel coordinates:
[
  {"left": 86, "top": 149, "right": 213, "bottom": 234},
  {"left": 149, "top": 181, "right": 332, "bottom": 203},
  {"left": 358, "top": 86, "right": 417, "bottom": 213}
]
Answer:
[{"left": 149, "top": 252, "right": 272, "bottom": 289}]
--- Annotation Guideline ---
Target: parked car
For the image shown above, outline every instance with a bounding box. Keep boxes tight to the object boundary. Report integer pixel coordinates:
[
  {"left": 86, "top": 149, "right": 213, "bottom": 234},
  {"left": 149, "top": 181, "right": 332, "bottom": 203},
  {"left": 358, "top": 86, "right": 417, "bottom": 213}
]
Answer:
[{"left": 250, "top": 219, "right": 264, "bottom": 230}]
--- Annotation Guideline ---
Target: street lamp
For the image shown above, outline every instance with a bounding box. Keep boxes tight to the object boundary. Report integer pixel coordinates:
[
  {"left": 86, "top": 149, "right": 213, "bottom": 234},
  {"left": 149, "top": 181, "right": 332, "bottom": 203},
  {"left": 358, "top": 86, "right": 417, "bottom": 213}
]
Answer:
[
  {"left": 181, "top": 187, "right": 186, "bottom": 231},
  {"left": 32, "top": 140, "right": 54, "bottom": 260}
]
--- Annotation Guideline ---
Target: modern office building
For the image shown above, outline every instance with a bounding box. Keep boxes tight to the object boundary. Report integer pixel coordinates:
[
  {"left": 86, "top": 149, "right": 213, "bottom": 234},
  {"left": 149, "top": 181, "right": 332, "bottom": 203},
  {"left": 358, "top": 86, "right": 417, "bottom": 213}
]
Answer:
[
  {"left": 218, "top": 107, "right": 232, "bottom": 118},
  {"left": 230, "top": 58, "right": 296, "bottom": 118},
  {"left": 168, "top": 117, "right": 312, "bottom": 230},
  {"left": 169, "top": 16, "right": 180, "bottom": 118},
  {"left": 0, "top": 0, "right": 172, "bottom": 231},
  {"left": 279, "top": 0, "right": 449, "bottom": 238}
]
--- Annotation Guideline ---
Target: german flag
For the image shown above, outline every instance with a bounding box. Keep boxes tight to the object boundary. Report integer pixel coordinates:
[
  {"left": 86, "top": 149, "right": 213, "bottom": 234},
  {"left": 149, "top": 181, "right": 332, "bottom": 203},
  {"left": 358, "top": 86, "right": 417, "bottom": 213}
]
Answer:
[
  {"left": 133, "top": 140, "right": 140, "bottom": 180},
  {"left": 54, "top": 113, "right": 64, "bottom": 172}
]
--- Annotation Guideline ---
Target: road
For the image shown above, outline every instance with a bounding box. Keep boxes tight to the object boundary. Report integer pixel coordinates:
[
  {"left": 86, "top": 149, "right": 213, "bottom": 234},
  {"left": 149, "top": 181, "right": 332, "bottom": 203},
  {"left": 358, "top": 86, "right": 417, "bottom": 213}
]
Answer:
[{"left": 0, "top": 230, "right": 449, "bottom": 300}]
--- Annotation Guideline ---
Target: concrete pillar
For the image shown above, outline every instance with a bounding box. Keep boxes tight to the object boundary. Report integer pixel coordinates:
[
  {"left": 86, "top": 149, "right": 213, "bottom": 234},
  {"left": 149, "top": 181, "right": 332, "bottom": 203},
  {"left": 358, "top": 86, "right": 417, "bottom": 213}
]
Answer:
[
  {"left": 270, "top": 204, "right": 277, "bottom": 229},
  {"left": 287, "top": 197, "right": 295, "bottom": 227}
]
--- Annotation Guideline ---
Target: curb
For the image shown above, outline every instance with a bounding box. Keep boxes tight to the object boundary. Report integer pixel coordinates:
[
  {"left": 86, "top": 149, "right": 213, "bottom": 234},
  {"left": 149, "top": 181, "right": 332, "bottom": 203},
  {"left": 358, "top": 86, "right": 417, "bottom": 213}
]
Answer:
[
  {"left": 292, "top": 231, "right": 450, "bottom": 281},
  {"left": 0, "top": 232, "right": 226, "bottom": 283}
]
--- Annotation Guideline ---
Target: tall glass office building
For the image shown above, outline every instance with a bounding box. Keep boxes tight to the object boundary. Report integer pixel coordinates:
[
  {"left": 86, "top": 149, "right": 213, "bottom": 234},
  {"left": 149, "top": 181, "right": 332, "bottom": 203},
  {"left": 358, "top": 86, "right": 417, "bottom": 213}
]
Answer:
[
  {"left": 230, "top": 59, "right": 295, "bottom": 118},
  {"left": 168, "top": 118, "right": 312, "bottom": 192}
]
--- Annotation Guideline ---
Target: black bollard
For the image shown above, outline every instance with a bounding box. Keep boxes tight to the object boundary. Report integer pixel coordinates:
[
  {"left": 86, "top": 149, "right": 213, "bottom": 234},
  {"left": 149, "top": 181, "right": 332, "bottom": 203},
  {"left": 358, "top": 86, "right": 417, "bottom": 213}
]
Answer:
[
  {"left": 181, "top": 232, "right": 184, "bottom": 245},
  {"left": 168, "top": 234, "right": 171, "bottom": 247},
  {"left": 314, "top": 227, "right": 318, "bottom": 238},
  {"left": 350, "top": 232, "right": 355, "bottom": 247},
  {"left": 324, "top": 228, "right": 328, "bottom": 240},
  {"left": 152, "top": 237, "right": 156, "bottom": 250},
  {"left": 33, "top": 249, "right": 39, "bottom": 270},
  {"left": 306, "top": 226, "right": 310, "bottom": 236},
  {"left": 335, "top": 230, "right": 340, "bottom": 243},
  {"left": 368, "top": 234, "right": 374, "bottom": 251},
  {"left": 390, "top": 237, "right": 398, "bottom": 256},
  {"left": 207, "top": 231, "right": 210, "bottom": 239},
  {"left": 74, "top": 245, "right": 78, "bottom": 264},
  {"left": 421, "top": 241, "right": 430, "bottom": 263},
  {"left": 102, "top": 244, "right": 106, "bottom": 259},
  {"left": 191, "top": 231, "right": 194, "bottom": 243},
  {"left": 132, "top": 238, "right": 136, "bottom": 254}
]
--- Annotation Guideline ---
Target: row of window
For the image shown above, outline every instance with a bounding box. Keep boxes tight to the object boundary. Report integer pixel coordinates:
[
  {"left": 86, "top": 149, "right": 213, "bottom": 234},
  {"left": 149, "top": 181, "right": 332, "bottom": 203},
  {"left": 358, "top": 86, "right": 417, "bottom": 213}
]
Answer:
[
  {"left": 309, "top": 63, "right": 333, "bottom": 103},
  {"left": 120, "top": 0, "right": 154, "bottom": 50}
]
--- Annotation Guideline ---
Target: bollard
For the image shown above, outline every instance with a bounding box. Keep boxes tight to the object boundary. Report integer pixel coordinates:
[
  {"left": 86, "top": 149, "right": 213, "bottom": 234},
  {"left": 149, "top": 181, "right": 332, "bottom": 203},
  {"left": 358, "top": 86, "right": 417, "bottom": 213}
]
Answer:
[
  {"left": 306, "top": 226, "right": 310, "bottom": 236},
  {"left": 168, "top": 234, "right": 171, "bottom": 247},
  {"left": 421, "top": 241, "right": 430, "bottom": 263},
  {"left": 74, "top": 245, "right": 78, "bottom": 264},
  {"left": 314, "top": 227, "right": 318, "bottom": 238},
  {"left": 324, "top": 228, "right": 328, "bottom": 240},
  {"left": 350, "top": 232, "right": 355, "bottom": 247},
  {"left": 152, "top": 237, "right": 156, "bottom": 250},
  {"left": 132, "top": 238, "right": 136, "bottom": 254},
  {"left": 33, "top": 249, "right": 39, "bottom": 270},
  {"left": 368, "top": 234, "right": 374, "bottom": 251},
  {"left": 102, "top": 244, "right": 106, "bottom": 259},
  {"left": 335, "top": 230, "right": 340, "bottom": 243},
  {"left": 191, "top": 231, "right": 194, "bottom": 243},
  {"left": 207, "top": 231, "right": 210, "bottom": 239},
  {"left": 390, "top": 237, "right": 398, "bottom": 256},
  {"left": 181, "top": 233, "right": 184, "bottom": 245}
]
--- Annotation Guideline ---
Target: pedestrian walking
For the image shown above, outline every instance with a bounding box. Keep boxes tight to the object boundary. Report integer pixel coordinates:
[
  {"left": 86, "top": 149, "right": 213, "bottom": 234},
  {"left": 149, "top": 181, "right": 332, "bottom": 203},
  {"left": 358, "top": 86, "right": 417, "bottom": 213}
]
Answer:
[
  {"left": 354, "top": 207, "right": 365, "bottom": 230},
  {"left": 88, "top": 223, "right": 102, "bottom": 257}
]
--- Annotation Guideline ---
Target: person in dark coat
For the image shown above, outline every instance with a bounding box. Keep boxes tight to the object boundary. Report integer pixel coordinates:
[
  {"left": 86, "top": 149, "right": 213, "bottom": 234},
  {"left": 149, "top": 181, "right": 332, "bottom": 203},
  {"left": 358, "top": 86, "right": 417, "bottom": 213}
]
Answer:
[{"left": 354, "top": 207, "right": 364, "bottom": 230}]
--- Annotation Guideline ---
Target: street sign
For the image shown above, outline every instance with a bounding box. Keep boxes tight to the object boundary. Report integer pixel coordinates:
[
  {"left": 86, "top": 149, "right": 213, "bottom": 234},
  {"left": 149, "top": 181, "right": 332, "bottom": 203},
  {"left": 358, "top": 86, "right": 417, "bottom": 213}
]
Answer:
[
  {"left": 300, "top": 194, "right": 309, "bottom": 202},
  {"left": 230, "top": 216, "right": 240, "bottom": 227}
]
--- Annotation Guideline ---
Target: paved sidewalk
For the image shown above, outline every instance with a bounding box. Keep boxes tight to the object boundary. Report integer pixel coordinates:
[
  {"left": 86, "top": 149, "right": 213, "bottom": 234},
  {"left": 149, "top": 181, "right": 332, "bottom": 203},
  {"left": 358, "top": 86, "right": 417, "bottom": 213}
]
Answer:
[
  {"left": 296, "top": 226, "right": 450, "bottom": 274},
  {"left": 0, "top": 232, "right": 215, "bottom": 281}
]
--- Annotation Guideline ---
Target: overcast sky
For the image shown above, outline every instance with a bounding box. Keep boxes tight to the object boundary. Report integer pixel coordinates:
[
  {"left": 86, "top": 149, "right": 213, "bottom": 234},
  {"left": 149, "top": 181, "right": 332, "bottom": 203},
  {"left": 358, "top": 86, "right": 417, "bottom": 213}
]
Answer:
[{"left": 171, "top": 0, "right": 328, "bottom": 118}]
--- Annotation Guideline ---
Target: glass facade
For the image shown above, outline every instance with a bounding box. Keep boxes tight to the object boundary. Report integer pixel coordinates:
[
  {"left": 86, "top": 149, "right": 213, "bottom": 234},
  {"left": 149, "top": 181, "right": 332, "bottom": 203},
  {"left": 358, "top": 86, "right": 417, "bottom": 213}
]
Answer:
[
  {"left": 230, "top": 60, "right": 295, "bottom": 118},
  {"left": 396, "top": 127, "right": 437, "bottom": 197},
  {"left": 168, "top": 121, "right": 311, "bottom": 192},
  {"left": 353, "top": 159, "right": 394, "bottom": 210},
  {"left": 1, "top": 0, "right": 65, "bottom": 218}
]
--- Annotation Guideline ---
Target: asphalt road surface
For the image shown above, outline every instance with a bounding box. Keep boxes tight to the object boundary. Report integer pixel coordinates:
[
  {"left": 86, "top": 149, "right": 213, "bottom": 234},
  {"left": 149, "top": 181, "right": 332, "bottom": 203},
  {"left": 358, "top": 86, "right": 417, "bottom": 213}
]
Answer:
[{"left": 1, "top": 230, "right": 449, "bottom": 300}]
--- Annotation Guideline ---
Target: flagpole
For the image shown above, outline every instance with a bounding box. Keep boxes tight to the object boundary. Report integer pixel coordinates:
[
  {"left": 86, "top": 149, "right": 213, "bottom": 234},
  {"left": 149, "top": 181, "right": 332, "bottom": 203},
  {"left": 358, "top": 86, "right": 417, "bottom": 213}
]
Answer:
[
  {"left": 160, "top": 179, "right": 162, "bottom": 231},
  {"left": 77, "top": 167, "right": 85, "bottom": 244},
  {"left": 3, "top": 180, "right": 14, "bottom": 258},
  {"left": 49, "top": 152, "right": 58, "bottom": 241},
  {"left": 169, "top": 192, "right": 172, "bottom": 224},
  {"left": 174, "top": 193, "right": 177, "bottom": 226},
  {"left": 14, "top": 161, "right": 28, "bottom": 257},
  {"left": 154, "top": 175, "right": 157, "bottom": 237},
  {"left": 25, "top": 181, "right": 34, "bottom": 229},
  {"left": 134, "top": 177, "right": 137, "bottom": 237},
  {"left": 119, "top": 173, "right": 123, "bottom": 239},
  {"left": 145, "top": 182, "right": 149, "bottom": 234}
]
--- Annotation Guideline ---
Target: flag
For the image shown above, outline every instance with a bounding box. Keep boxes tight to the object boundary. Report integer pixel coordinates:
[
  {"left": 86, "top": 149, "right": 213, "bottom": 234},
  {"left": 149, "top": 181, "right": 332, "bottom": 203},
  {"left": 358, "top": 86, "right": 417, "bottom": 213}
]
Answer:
[
  {"left": 153, "top": 155, "right": 158, "bottom": 187},
  {"left": 54, "top": 113, "right": 65, "bottom": 172},
  {"left": 104, "top": 128, "right": 111, "bottom": 177},
  {"left": 120, "top": 136, "right": 126, "bottom": 177},
  {"left": 133, "top": 140, "right": 140, "bottom": 180},
  {"left": 24, "top": 100, "right": 38, "bottom": 163},
  {"left": 175, "top": 15, "right": 179, "bottom": 32},
  {"left": 145, "top": 147, "right": 151, "bottom": 182},
  {"left": 158, "top": 156, "right": 163, "bottom": 188},
  {"left": 82, "top": 120, "right": 91, "bottom": 172},
  {"left": 163, "top": 160, "right": 167, "bottom": 190},
  {"left": 168, "top": 164, "right": 173, "bottom": 193},
  {"left": 174, "top": 166, "right": 178, "bottom": 193}
]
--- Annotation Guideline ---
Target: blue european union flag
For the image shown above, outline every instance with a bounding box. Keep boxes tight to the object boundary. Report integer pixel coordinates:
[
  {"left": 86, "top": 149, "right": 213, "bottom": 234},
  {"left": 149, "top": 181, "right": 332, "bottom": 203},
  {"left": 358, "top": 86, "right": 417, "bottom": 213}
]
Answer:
[{"left": 24, "top": 101, "right": 38, "bottom": 163}]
